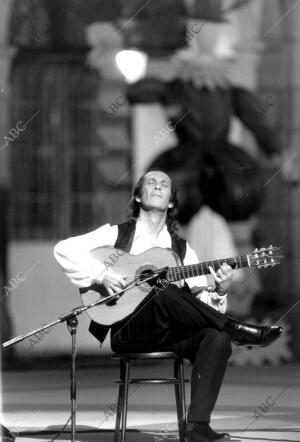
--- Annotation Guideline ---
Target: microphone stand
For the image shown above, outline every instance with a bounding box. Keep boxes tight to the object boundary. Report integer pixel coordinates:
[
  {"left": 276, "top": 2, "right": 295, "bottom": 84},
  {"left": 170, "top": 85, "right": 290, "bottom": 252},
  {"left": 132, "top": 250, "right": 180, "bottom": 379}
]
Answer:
[{"left": 1, "top": 269, "right": 168, "bottom": 442}]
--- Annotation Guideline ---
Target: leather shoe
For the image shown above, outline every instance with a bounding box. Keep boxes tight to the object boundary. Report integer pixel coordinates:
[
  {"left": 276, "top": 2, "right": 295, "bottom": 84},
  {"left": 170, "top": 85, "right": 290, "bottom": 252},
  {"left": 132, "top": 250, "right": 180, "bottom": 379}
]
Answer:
[
  {"left": 226, "top": 319, "right": 282, "bottom": 348},
  {"left": 187, "top": 423, "right": 230, "bottom": 442}
]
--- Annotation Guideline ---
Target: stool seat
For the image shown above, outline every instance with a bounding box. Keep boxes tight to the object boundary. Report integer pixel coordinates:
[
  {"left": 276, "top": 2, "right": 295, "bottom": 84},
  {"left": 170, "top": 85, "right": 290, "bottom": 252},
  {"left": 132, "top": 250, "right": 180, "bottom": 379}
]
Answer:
[{"left": 110, "top": 351, "right": 187, "bottom": 442}]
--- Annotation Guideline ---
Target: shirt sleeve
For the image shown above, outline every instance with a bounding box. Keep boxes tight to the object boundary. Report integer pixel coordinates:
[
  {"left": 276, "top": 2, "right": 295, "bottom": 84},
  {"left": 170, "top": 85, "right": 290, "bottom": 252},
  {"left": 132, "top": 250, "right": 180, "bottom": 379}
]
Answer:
[
  {"left": 53, "top": 223, "right": 118, "bottom": 288},
  {"left": 183, "top": 242, "right": 228, "bottom": 313}
]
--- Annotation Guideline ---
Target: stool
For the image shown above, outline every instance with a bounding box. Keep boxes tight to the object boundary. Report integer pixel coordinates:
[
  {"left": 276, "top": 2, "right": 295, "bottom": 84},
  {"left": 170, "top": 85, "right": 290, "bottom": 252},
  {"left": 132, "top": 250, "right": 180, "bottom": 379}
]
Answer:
[{"left": 111, "top": 352, "right": 188, "bottom": 442}]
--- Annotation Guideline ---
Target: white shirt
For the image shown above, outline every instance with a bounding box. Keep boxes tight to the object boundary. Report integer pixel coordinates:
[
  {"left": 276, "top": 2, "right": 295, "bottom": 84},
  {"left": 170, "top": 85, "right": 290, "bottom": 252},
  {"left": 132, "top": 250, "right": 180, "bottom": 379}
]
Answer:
[{"left": 54, "top": 219, "right": 227, "bottom": 312}]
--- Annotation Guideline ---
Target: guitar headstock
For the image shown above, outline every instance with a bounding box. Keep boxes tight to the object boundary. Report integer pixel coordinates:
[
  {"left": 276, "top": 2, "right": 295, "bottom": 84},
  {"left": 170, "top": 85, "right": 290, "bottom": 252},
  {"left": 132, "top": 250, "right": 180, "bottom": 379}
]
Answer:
[{"left": 249, "top": 246, "right": 284, "bottom": 269}]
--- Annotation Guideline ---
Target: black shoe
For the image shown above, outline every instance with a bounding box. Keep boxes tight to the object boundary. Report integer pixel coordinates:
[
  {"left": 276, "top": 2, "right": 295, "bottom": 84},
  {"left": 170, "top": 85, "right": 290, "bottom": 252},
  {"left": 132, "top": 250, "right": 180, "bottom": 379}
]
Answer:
[
  {"left": 226, "top": 319, "right": 282, "bottom": 348},
  {"left": 187, "top": 423, "right": 230, "bottom": 442}
]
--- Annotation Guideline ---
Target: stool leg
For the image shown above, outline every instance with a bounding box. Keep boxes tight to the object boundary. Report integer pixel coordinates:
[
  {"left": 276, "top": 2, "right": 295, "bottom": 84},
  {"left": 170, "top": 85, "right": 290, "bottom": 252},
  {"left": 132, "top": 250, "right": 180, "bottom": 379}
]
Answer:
[
  {"left": 121, "top": 359, "right": 130, "bottom": 442},
  {"left": 178, "top": 359, "right": 187, "bottom": 440},
  {"left": 174, "top": 360, "right": 186, "bottom": 442},
  {"left": 114, "top": 360, "right": 125, "bottom": 442}
]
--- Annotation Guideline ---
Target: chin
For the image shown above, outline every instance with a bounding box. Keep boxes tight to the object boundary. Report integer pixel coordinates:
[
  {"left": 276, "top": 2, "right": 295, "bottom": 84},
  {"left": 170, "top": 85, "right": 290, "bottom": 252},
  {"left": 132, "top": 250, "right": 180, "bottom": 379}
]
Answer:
[{"left": 141, "top": 202, "right": 167, "bottom": 212}]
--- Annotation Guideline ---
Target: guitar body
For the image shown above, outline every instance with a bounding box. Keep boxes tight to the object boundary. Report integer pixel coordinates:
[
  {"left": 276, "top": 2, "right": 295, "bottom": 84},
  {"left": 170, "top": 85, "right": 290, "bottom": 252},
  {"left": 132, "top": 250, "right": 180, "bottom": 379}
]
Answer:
[{"left": 80, "top": 246, "right": 182, "bottom": 326}]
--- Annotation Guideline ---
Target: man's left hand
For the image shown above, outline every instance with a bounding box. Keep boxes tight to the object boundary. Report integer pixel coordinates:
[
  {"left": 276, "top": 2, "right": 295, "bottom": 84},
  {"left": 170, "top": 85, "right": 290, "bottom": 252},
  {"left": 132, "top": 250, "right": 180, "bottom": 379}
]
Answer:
[{"left": 209, "top": 263, "right": 233, "bottom": 296}]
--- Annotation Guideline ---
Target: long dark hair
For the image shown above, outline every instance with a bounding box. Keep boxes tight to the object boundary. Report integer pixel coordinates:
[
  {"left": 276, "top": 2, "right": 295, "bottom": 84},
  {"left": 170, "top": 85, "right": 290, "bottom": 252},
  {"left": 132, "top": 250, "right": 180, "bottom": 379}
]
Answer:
[{"left": 128, "top": 169, "right": 178, "bottom": 234}]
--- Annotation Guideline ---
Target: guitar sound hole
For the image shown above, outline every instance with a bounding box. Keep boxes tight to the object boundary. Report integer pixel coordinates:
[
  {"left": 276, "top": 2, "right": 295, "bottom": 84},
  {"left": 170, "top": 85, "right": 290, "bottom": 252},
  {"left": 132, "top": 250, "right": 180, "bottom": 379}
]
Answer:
[{"left": 135, "top": 265, "right": 159, "bottom": 292}]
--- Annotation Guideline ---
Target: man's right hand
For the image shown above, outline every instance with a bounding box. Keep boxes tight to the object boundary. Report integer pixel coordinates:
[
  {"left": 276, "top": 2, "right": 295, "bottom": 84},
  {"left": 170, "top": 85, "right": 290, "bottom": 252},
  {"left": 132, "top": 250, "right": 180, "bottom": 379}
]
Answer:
[{"left": 101, "top": 269, "right": 127, "bottom": 297}]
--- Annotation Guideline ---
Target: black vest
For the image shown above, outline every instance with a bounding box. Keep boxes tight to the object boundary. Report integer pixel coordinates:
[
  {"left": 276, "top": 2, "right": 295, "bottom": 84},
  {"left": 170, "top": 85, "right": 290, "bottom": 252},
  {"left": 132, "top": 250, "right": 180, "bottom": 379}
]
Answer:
[{"left": 88, "top": 220, "right": 187, "bottom": 344}]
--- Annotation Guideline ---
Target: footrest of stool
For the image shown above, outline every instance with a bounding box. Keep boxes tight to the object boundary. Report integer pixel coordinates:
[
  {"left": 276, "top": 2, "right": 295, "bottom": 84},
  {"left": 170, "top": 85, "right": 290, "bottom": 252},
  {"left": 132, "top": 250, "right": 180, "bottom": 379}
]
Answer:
[{"left": 115, "top": 378, "right": 189, "bottom": 384}]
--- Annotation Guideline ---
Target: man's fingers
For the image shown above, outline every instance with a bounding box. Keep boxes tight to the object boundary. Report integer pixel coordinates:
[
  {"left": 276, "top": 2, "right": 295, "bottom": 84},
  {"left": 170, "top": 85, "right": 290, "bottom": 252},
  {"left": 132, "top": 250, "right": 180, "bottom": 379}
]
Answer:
[
  {"left": 221, "top": 262, "right": 233, "bottom": 274},
  {"left": 120, "top": 275, "right": 127, "bottom": 285},
  {"left": 106, "top": 273, "right": 127, "bottom": 287},
  {"left": 208, "top": 265, "right": 216, "bottom": 277},
  {"left": 209, "top": 266, "right": 228, "bottom": 282},
  {"left": 208, "top": 263, "right": 233, "bottom": 296},
  {"left": 105, "top": 286, "right": 115, "bottom": 297},
  {"left": 209, "top": 266, "right": 221, "bottom": 282},
  {"left": 114, "top": 276, "right": 127, "bottom": 288},
  {"left": 220, "top": 263, "right": 233, "bottom": 280}
]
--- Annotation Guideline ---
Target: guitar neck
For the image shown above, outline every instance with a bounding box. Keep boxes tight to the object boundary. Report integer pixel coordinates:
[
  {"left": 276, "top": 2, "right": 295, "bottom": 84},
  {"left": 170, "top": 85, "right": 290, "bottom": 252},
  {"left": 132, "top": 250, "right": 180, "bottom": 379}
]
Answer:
[{"left": 168, "top": 255, "right": 250, "bottom": 282}]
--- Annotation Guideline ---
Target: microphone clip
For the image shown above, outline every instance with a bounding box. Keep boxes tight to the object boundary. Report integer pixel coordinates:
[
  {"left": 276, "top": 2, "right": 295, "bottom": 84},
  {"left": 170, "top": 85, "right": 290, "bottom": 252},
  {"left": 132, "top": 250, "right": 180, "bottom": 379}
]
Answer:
[{"left": 155, "top": 267, "right": 170, "bottom": 290}]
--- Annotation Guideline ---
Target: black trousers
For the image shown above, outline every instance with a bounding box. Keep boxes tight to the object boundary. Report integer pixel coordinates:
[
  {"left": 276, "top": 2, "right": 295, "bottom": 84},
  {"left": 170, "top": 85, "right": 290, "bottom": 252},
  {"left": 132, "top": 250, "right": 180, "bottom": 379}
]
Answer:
[{"left": 110, "top": 284, "right": 232, "bottom": 422}]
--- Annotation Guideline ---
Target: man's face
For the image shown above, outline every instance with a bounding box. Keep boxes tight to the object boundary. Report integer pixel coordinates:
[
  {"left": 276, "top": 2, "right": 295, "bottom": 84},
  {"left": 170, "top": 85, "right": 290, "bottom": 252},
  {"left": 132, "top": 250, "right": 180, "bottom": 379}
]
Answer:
[{"left": 137, "top": 171, "right": 173, "bottom": 212}]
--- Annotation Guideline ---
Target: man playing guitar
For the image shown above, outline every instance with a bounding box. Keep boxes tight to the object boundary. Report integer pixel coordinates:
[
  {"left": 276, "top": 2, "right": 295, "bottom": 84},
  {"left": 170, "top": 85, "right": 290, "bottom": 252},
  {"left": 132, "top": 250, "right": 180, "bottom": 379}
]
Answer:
[{"left": 54, "top": 169, "right": 282, "bottom": 442}]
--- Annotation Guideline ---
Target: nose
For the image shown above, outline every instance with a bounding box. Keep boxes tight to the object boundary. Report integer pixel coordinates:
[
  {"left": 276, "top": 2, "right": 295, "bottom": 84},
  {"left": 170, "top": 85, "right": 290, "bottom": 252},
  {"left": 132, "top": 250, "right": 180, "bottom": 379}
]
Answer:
[{"left": 154, "top": 182, "right": 161, "bottom": 190}]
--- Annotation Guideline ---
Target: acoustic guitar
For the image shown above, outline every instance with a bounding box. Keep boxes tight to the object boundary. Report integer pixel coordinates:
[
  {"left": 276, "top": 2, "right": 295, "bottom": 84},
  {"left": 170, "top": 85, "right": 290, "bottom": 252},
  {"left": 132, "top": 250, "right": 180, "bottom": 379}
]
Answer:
[{"left": 80, "top": 245, "right": 283, "bottom": 326}]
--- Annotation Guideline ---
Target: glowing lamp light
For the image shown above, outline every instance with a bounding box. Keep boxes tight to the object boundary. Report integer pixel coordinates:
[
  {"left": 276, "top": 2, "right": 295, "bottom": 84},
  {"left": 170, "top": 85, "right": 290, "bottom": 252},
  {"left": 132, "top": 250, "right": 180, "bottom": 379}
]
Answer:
[
  {"left": 214, "top": 37, "right": 236, "bottom": 59},
  {"left": 213, "top": 26, "right": 237, "bottom": 60},
  {"left": 115, "top": 50, "right": 148, "bottom": 83}
]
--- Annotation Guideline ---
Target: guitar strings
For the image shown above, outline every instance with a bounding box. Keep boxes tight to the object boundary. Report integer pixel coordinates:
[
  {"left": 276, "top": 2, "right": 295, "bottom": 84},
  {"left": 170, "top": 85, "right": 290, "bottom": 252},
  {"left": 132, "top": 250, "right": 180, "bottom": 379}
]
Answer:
[
  {"left": 122, "top": 259, "right": 249, "bottom": 279},
  {"left": 117, "top": 251, "right": 280, "bottom": 280}
]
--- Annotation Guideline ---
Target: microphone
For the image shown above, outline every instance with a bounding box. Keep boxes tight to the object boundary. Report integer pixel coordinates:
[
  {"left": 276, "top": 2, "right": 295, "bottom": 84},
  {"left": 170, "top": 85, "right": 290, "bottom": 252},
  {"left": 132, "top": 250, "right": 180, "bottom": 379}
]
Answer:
[{"left": 154, "top": 267, "right": 170, "bottom": 288}]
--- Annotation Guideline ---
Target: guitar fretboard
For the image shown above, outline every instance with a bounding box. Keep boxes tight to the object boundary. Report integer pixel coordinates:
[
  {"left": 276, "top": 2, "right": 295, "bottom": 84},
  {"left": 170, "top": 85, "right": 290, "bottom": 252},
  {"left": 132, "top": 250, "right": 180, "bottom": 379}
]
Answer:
[{"left": 168, "top": 255, "right": 250, "bottom": 282}]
